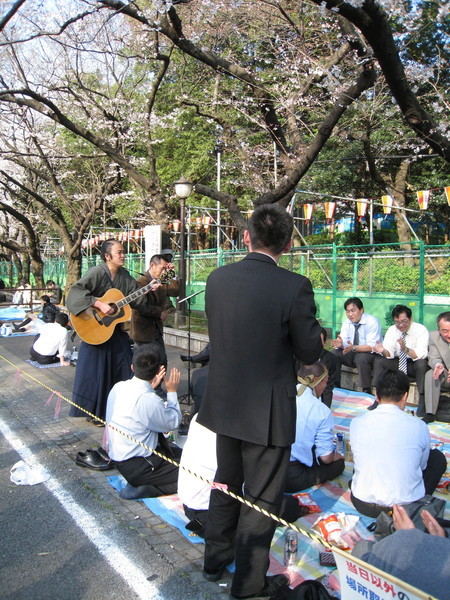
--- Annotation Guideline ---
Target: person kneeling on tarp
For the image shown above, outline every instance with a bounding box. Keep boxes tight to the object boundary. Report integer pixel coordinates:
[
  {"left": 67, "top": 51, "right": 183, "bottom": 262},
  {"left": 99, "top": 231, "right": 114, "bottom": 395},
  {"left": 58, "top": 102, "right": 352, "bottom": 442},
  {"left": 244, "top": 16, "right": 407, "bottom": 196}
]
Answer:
[
  {"left": 285, "top": 361, "right": 345, "bottom": 493},
  {"left": 29, "top": 313, "right": 70, "bottom": 367},
  {"left": 106, "top": 343, "right": 182, "bottom": 499}
]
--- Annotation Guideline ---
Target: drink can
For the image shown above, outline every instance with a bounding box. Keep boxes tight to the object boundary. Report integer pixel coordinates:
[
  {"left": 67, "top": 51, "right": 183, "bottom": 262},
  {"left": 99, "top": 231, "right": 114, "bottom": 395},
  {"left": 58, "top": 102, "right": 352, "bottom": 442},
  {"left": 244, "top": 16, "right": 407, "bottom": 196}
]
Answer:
[{"left": 284, "top": 528, "right": 298, "bottom": 566}]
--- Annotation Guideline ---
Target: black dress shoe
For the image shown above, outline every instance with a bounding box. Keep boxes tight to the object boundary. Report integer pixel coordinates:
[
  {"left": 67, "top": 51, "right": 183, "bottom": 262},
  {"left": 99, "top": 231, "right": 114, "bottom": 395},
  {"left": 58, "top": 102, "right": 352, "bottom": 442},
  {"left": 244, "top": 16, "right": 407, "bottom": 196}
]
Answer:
[
  {"left": 95, "top": 446, "right": 113, "bottom": 463},
  {"left": 203, "top": 569, "right": 225, "bottom": 582},
  {"left": 76, "top": 449, "right": 114, "bottom": 471},
  {"left": 230, "top": 574, "right": 290, "bottom": 599},
  {"left": 85, "top": 416, "right": 105, "bottom": 427},
  {"left": 422, "top": 413, "right": 436, "bottom": 424}
]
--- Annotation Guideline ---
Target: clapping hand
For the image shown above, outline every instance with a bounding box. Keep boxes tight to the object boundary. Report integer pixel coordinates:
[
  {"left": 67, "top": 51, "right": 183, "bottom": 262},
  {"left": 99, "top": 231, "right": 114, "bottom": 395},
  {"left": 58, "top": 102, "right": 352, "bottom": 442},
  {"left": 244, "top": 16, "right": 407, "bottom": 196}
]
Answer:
[
  {"left": 165, "top": 367, "right": 181, "bottom": 393},
  {"left": 151, "top": 365, "right": 166, "bottom": 389}
]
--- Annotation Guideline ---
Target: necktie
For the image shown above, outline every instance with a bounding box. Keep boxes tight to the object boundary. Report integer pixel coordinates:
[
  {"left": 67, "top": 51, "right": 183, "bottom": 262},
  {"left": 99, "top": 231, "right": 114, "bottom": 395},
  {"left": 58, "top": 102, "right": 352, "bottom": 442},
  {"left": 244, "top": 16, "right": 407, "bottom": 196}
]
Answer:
[
  {"left": 398, "top": 332, "right": 408, "bottom": 373},
  {"left": 353, "top": 323, "right": 361, "bottom": 346}
]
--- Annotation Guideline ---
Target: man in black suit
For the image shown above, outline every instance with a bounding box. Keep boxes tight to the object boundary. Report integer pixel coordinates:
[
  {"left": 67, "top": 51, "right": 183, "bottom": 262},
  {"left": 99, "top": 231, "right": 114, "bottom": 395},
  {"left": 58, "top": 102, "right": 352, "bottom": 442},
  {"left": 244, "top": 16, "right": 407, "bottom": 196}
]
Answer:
[{"left": 197, "top": 204, "right": 322, "bottom": 599}]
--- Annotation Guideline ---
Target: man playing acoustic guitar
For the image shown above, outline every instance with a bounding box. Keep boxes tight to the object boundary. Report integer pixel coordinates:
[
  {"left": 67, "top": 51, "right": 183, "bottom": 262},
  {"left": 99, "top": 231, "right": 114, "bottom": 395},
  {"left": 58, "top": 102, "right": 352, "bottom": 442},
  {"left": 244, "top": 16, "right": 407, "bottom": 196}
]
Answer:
[{"left": 67, "top": 239, "right": 160, "bottom": 424}]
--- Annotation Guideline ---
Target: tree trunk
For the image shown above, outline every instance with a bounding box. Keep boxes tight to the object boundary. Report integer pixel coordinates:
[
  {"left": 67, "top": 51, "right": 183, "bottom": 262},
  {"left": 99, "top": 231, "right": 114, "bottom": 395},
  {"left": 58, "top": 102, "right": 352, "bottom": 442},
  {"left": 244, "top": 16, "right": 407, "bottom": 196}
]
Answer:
[{"left": 65, "top": 247, "right": 82, "bottom": 296}]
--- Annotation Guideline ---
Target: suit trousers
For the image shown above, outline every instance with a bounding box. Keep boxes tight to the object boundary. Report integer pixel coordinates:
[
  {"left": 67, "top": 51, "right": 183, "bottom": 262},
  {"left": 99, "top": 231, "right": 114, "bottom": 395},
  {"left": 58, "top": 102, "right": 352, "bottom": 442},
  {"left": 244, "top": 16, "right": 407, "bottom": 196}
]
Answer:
[
  {"left": 334, "top": 349, "right": 376, "bottom": 389},
  {"left": 373, "top": 356, "right": 428, "bottom": 398},
  {"left": 30, "top": 345, "right": 58, "bottom": 365},
  {"left": 116, "top": 446, "right": 180, "bottom": 496},
  {"left": 204, "top": 434, "right": 290, "bottom": 598},
  {"left": 285, "top": 458, "right": 345, "bottom": 493},
  {"left": 424, "top": 368, "right": 450, "bottom": 414}
]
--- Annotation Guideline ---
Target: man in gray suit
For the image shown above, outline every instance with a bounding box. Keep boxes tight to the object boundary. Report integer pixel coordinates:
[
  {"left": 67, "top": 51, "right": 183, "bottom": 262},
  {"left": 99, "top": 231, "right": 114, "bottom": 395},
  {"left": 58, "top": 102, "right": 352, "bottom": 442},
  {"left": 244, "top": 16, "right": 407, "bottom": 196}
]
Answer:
[
  {"left": 424, "top": 311, "right": 450, "bottom": 424},
  {"left": 197, "top": 204, "right": 322, "bottom": 599}
]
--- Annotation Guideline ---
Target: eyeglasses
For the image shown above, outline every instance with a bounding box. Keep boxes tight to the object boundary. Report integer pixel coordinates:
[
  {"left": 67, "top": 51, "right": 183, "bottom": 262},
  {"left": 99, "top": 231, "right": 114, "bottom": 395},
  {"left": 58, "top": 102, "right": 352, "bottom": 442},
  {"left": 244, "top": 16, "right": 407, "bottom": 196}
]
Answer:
[{"left": 394, "top": 319, "right": 410, "bottom": 325}]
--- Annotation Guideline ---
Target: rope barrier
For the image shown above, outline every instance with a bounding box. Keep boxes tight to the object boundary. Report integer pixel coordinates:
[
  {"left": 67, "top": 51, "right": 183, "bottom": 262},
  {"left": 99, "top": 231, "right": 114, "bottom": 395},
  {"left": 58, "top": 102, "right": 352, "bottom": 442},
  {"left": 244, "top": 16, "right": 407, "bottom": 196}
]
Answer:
[{"left": 0, "top": 352, "right": 335, "bottom": 549}]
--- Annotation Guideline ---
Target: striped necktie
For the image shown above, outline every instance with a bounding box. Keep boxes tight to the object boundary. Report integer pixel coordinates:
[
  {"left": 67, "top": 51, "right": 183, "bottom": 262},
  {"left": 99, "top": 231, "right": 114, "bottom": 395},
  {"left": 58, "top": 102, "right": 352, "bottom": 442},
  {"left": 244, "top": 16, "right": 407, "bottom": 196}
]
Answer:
[
  {"left": 398, "top": 332, "right": 408, "bottom": 373},
  {"left": 353, "top": 323, "right": 361, "bottom": 346}
]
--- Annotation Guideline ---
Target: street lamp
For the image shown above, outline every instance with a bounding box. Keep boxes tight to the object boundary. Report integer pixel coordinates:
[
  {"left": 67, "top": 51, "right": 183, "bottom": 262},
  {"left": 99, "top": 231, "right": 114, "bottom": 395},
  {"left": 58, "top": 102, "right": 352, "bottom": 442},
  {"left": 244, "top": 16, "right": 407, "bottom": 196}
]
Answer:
[{"left": 174, "top": 177, "right": 193, "bottom": 321}]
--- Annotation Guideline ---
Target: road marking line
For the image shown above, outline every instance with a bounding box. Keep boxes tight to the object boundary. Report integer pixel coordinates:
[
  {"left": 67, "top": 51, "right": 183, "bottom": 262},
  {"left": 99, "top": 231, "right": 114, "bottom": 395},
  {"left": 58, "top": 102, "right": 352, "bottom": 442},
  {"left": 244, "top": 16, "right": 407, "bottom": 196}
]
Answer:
[{"left": 0, "top": 416, "right": 167, "bottom": 600}]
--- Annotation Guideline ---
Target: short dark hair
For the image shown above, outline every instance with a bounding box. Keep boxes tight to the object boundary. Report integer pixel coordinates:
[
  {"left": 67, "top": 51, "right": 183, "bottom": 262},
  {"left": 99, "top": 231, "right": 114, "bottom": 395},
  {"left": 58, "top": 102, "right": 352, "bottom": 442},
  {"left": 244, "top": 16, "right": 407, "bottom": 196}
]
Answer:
[
  {"left": 247, "top": 204, "right": 293, "bottom": 255},
  {"left": 376, "top": 370, "right": 410, "bottom": 403},
  {"left": 41, "top": 295, "right": 51, "bottom": 303},
  {"left": 100, "top": 239, "right": 120, "bottom": 261},
  {"left": 46, "top": 280, "right": 55, "bottom": 286},
  {"left": 344, "top": 297, "right": 363, "bottom": 310},
  {"left": 437, "top": 312, "right": 450, "bottom": 326},
  {"left": 150, "top": 254, "right": 169, "bottom": 265},
  {"left": 55, "top": 313, "right": 69, "bottom": 327},
  {"left": 297, "top": 361, "right": 328, "bottom": 380},
  {"left": 132, "top": 343, "right": 163, "bottom": 381},
  {"left": 392, "top": 305, "right": 412, "bottom": 319}
]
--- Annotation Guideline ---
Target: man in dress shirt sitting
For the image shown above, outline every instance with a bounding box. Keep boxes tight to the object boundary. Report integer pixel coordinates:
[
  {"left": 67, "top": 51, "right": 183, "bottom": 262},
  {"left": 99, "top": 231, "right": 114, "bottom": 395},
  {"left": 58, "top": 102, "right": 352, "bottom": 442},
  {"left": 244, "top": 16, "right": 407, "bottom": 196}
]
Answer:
[
  {"left": 349, "top": 370, "right": 446, "bottom": 518},
  {"left": 29, "top": 312, "right": 70, "bottom": 366},
  {"left": 106, "top": 343, "right": 182, "bottom": 499},
  {"left": 372, "top": 305, "right": 429, "bottom": 412},
  {"left": 331, "top": 297, "right": 382, "bottom": 394},
  {"left": 285, "top": 362, "right": 345, "bottom": 492},
  {"left": 424, "top": 312, "right": 450, "bottom": 424}
]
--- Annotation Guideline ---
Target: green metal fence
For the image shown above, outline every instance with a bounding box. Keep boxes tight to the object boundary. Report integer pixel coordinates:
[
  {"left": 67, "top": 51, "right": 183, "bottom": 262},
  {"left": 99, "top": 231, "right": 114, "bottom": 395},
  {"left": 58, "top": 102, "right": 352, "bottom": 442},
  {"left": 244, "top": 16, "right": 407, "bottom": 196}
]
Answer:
[
  {"left": 1, "top": 241, "right": 448, "bottom": 336},
  {"left": 185, "top": 241, "right": 450, "bottom": 336}
]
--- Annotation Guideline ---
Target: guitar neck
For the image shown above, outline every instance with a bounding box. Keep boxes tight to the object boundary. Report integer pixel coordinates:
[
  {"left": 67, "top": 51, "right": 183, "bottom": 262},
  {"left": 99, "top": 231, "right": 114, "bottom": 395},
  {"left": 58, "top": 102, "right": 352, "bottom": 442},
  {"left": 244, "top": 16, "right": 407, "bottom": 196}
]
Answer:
[{"left": 115, "top": 279, "right": 160, "bottom": 309}]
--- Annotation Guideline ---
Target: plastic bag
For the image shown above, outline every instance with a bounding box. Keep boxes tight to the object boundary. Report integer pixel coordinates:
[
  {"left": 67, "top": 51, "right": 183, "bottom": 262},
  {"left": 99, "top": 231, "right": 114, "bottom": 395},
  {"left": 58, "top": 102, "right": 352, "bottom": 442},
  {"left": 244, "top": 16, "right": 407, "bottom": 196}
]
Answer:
[{"left": 10, "top": 460, "right": 50, "bottom": 486}]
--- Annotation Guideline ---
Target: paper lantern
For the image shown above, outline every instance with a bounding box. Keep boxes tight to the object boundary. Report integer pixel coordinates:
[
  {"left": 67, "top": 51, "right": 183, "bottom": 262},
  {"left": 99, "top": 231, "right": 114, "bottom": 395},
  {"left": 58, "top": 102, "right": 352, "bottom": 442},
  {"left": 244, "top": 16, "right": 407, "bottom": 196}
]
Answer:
[
  {"left": 356, "top": 200, "right": 367, "bottom": 220},
  {"left": 381, "top": 195, "right": 393, "bottom": 215},
  {"left": 445, "top": 187, "right": 450, "bottom": 206},
  {"left": 324, "top": 202, "right": 335, "bottom": 222},
  {"left": 303, "top": 204, "right": 313, "bottom": 223},
  {"left": 417, "top": 190, "right": 430, "bottom": 210}
]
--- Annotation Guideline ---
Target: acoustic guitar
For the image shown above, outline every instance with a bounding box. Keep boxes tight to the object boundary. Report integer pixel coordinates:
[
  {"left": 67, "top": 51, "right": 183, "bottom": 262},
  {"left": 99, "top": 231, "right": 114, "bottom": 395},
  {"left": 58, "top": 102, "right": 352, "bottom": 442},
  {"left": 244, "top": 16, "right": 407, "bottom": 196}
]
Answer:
[{"left": 70, "top": 279, "right": 160, "bottom": 345}]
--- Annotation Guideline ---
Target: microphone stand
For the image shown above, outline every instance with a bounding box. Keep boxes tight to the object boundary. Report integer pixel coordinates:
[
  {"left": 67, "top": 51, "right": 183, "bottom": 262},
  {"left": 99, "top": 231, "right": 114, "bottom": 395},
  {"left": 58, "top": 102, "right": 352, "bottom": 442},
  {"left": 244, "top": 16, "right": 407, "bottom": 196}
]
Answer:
[{"left": 177, "top": 289, "right": 205, "bottom": 406}]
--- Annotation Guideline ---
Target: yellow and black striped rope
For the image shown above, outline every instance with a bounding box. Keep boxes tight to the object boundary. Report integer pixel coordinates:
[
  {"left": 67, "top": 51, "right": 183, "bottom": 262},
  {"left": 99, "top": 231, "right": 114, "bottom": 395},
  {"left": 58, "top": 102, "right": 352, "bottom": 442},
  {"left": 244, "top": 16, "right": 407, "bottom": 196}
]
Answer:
[{"left": 1, "top": 353, "right": 335, "bottom": 549}]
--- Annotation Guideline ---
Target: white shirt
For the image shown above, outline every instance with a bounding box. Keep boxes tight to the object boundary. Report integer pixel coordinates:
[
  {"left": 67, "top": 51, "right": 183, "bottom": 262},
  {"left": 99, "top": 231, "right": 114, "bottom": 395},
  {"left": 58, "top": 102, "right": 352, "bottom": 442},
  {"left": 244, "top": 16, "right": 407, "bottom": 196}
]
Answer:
[
  {"left": 177, "top": 414, "right": 217, "bottom": 511},
  {"left": 350, "top": 403, "right": 430, "bottom": 506},
  {"left": 339, "top": 312, "right": 382, "bottom": 348},
  {"left": 106, "top": 377, "right": 181, "bottom": 462},
  {"left": 382, "top": 321, "right": 429, "bottom": 360},
  {"left": 33, "top": 319, "right": 68, "bottom": 358},
  {"left": 290, "top": 386, "right": 335, "bottom": 466}
]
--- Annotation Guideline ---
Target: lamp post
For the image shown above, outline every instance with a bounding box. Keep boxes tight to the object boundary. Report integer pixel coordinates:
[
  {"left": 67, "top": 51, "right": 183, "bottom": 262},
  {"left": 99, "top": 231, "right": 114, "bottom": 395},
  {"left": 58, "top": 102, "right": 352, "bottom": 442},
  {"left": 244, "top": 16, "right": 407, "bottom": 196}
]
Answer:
[{"left": 174, "top": 177, "right": 193, "bottom": 323}]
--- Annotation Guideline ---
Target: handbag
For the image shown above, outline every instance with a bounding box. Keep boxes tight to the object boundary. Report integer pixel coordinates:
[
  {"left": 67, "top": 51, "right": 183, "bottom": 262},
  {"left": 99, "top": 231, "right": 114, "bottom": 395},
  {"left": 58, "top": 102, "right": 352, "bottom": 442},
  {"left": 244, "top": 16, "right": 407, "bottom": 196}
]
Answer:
[{"left": 373, "top": 495, "right": 446, "bottom": 540}]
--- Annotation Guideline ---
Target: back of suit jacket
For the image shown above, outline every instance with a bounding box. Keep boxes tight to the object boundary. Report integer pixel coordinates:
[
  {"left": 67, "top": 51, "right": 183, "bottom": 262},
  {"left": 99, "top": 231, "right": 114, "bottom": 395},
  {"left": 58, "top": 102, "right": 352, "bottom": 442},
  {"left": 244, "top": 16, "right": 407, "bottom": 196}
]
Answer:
[{"left": 197, "top": 252, "right": 322, "bottom": 447}]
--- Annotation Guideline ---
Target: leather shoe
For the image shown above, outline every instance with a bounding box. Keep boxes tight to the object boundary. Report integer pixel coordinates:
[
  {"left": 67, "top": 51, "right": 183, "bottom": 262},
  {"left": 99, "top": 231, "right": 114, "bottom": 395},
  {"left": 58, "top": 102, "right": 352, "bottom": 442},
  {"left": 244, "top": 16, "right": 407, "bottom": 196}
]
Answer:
[
  {"left": 90, "top": 446, "right": 115, "bottom": 466},
  {"left": 422, "top": 413, "right": 436, "bottom": 424},
  {"left": 230, "top": 574, "right": 290, "bottom": 598},
  {"left": 203, "top": 569, "right": 225, "bottom": 582},
  {"left": 76, "top": 449, "right": 114, "bottom": 471}
]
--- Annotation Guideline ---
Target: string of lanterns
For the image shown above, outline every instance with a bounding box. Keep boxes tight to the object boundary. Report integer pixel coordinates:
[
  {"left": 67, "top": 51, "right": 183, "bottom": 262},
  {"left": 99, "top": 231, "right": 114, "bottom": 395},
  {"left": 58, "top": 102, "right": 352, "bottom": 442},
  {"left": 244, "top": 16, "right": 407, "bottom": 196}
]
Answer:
[{"left": 301, "top": 186, "right": 450, "bottom": 223}]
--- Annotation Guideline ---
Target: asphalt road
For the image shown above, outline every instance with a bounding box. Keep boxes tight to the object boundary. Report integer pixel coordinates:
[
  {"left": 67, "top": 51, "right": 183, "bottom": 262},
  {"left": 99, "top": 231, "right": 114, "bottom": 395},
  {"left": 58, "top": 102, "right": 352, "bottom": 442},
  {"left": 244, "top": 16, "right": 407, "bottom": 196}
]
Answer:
[{"left": 0, "top": 334, "right": 227, "bottom": 600}]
